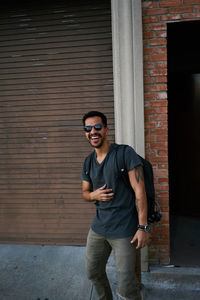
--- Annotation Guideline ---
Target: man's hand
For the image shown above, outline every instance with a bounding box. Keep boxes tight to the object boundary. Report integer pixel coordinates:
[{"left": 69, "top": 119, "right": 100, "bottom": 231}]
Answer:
[
  {"left": 131, "top": 230, "right": 151, "bottom": 249},
  {"left": 90, "top": 184, "right": 114, "bottom": 202}
]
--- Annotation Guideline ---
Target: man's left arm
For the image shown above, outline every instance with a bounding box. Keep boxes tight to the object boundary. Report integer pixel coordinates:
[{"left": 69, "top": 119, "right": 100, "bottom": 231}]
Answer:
[{"left": 128, "top": 166, "right": 151, "bottom": 249}]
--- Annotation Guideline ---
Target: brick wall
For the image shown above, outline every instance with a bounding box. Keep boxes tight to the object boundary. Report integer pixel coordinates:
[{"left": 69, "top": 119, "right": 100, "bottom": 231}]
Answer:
[{"left": 142, "top": 0, "right": 200, "bottom": 263}]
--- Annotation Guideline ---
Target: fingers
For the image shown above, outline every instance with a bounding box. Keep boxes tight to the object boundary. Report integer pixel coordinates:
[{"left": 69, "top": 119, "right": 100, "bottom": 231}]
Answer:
[
  {"left": 131, "top": 231, "right": 151, "bottom": 249},
  {"left": 99, "top": 184, "right": 107, "bottom": 190},
  {"left": 101, "top": 191, "right": 114, "bottom": 202},
  {"left": 131, "top": 235, "right": 136, "bottom": 245},
  {"left": 104, "top": 195, "right": 114, "bottom": 202},
  {"left": 97, "top": 185, "right": 114, "bottom": 202}
]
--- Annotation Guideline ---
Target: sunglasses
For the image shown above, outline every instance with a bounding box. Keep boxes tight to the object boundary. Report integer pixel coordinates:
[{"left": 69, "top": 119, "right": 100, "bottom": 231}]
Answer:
[{"left": 83, "top": 123, "right": 103, "bottom": 132}]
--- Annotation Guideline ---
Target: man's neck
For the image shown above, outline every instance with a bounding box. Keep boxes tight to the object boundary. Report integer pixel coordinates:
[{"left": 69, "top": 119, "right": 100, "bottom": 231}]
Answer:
[{"left": 95, "top": 140, "right": 110, "bottom": 163}]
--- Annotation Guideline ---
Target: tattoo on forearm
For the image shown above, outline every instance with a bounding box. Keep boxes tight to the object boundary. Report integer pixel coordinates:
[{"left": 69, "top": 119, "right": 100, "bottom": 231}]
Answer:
[{"left": 134, "top": 166, "right": 144, "bottom": 183}]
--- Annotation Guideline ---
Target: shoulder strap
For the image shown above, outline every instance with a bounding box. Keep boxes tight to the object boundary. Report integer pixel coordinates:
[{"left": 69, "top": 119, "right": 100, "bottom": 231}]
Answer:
[
  {"left": 116, "top": 144, "right": 130, "bottom": 186},
  {"left": 138, "top": 155, "right": 155, "bottom": 200},
  {"left": 84, "top": 151, "right": 94, "bottom": 175},
  {"left": 116, "top": 144, "right": 127, "bottom": 171}
]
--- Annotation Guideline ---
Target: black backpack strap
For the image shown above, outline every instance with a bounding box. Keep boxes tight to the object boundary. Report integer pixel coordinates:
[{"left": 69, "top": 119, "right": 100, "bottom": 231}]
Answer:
[
  {"left": 116, "top": 144, "right": 130, "bottom": 186},
  {"left": 84, "top": 151, "right": 94, "bottom": 176}
]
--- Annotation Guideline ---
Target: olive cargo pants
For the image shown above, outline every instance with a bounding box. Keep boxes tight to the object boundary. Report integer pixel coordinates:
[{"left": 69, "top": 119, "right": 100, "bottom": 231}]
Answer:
[{"left": 86, "top": 229, "right": 141, "bottom": 300}]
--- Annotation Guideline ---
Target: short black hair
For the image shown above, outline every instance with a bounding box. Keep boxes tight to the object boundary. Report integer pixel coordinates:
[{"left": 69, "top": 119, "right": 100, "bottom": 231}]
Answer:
[{"left": 82, "top": 111, "right": 107, "bottom": 127}]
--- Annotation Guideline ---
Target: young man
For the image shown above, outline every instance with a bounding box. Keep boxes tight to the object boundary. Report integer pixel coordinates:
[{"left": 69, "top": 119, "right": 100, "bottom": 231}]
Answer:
[{"left": 81, "top": 111, "right": 151, "bottom": 300}]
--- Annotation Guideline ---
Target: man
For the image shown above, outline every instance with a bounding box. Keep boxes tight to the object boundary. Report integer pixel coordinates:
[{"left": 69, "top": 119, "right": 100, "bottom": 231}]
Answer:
[{"left": 81, "top": 111, "right": 151, "bottom": 300}]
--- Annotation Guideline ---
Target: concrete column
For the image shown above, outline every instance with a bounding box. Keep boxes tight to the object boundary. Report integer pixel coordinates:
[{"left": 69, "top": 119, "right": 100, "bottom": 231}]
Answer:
[{"left": 111, "top": 0, "right": 148, "bottom": 271}]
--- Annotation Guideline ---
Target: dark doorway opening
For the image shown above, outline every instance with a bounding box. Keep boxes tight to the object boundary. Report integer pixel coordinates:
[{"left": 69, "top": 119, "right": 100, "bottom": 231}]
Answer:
[{"left": 168, "top": 21, "right": 200, "bottom": 267}]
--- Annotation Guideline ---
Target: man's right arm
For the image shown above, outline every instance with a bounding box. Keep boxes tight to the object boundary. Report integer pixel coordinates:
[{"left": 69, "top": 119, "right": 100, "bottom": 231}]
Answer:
[{"left": 82, "top": 180, "right": 114, "bottom": 202}]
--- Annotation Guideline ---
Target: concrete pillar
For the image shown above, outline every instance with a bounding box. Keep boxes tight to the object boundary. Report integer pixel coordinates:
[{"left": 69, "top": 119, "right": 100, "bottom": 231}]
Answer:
[{"left": 111, "top": 0, "right": 148, "bottom": 271}]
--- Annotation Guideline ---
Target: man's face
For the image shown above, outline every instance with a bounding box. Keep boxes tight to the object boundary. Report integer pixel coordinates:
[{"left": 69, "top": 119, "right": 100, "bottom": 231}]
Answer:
[{"left": 84, "top": 116, "right": 108, "bottom": 149}]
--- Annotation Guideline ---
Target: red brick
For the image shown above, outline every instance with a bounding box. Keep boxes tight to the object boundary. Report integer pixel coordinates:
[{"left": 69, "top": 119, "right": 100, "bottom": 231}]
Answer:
[
  {"left": 159, "top": 0, "right": 182, "bottom": 7},
  {"left": 151, "top": 100, "right": 167, "bottom": 107},
  {"left": 152, "top": 157, "right": 168, "bottom": 164},
  {"left": 156, "top": 92, "right": 167, "bottom": 99},
  {"left": 159, "top": 232, "right": 170, "bottom": 239},
  {"left": 157, "top": 135, "right": 168, "bottom": 141},
  {"left": 170, "top": 6, "right": 193, "bottom": 13},
  {"left": 155, "top": 46, "right": 167, "bottom": 53},
  {"left": 194, "top": 5, "right": 200, "bottom": 12},
  {"left": 144, "top": 93, "right": 156, "bottom": 100},
  {"left": 143, "top": 47, "right": 155, "bottom": 55},
  {"left": 143, "top": 31, "right": 154, "bottom": 39},
  {"left": 145, "top": 135, "right": 156, "bottom": 142},
  {"left": 157, "top": 199, "right": 169, "bottom": 205},
  {"left": 183, "top": 13, "right": 200, "bottom": 18},
  {"left": 142, "top": 1, "right": 158, "bottom": 9},
  {"left": 157, "top": 164, "right": 168, "bottom": 170},
  {"left": 158, "top": 178, "right": 169, "bottom": 185},
  {"left": 157, "top": 121, "right": 168, "bottom": 127},
  {"left": 144, "top": 62, "right": 155, "bottom": 69},
  {"left": 152, "top": 142, "right": 168, "bottom": 149},
  {"left": 158, "top": 195, "right": 169, "bottom": 202},
  {"left": 150, "top": 69, "right": 167, "bottom": 76},
  {"left": 144, "top": 77, "right": 155, "bottom": 84},
  {"left": 143, "top": 16, "right": 159, "bottom": 23},
  {"left": 156, "top": 76, "right": 167, "bottom": 83},
  {"left": 153, "top": 238, "right": 169, "bottom": 245},
  {"left": 183, "top": 0, "right": 200, "bottom": 4},
  {"left": 150, "top": 84, "right": 167, "bottom": 92},
  {"left": 144, "top": 8, "right": 169, "bottom": 15},
  {"left": 156, "top": 107, "right": 168, "bottom": 114},
  {"left": 145, "top": 122, "right": 156, "bottom": 128},
  {"left": 150, "top": 54, "right": 167, "bottom": 61},
  {"left": 156, "top": 62, "right": 167, "bottom": 68},
  {"left": 158, "top": 150, "right": 168, "bottom": 156},
  {"left": 154, "top": 225, "right": 169, "bottom": 232},
  {"left": 149, "top": 24, "right": 167, "bottom": 31},
  {"left": 160, "top": 14, "right": 182, "bottom": 21},
  {"left": 154, "top": 170, "right": 168, "bottom": 177},
  {"left": 151, "top": 128, "right": 168, "bottom": 135},
  {"left": 156, "top": 31, "right": 167, "bottom": 38},
  {"left": 149, "top": 38, "right": 167, "bottom": 46},
  {"left": 150, "top": 114, "right": 167, "bottom": 121},
  {"left": 151, "top": 142, "right": 168, "bottom": 149}
]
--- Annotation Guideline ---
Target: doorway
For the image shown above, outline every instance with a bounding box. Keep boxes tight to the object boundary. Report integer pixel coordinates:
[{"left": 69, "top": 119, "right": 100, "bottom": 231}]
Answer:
[{"left": 168, "top": 21, "right": 200, "bottom": 267}]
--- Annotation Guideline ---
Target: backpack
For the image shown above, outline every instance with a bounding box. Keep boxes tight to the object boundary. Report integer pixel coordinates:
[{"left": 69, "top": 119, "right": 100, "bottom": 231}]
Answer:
[
  {"left": 84, "top": 144, "right": 162, "bottom": 224},
  {"left": 115, "top": 144, "right": 161, "bottom": 224}
]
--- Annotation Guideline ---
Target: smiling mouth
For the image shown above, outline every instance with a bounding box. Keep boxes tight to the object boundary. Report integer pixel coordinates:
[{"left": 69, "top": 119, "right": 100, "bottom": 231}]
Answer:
[{"left": 89, "top": 134, "right": 101, "bottom": 142}]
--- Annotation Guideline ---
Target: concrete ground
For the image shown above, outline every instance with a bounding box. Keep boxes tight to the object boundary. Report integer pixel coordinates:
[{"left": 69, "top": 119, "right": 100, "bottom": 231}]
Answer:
[{"left": 0, "top": 244, "right": 200, "bottom": 300}]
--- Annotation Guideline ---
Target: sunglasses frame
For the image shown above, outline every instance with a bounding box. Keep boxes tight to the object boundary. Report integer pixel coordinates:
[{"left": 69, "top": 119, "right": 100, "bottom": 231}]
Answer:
[{"left": 83, "top": 123, "right": 103, "bottom": 133}]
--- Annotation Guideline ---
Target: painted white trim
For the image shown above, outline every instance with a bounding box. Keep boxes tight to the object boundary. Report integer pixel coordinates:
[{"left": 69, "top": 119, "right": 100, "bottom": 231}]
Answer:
[
  {"left": 111, "top": 0, "right": 144, "bottom": 155},
  {"left": 111, "top": 0, "right": 148, "bottom": 271}
]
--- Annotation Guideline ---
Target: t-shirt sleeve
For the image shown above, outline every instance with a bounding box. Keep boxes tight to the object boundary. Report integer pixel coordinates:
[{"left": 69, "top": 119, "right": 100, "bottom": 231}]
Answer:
[
  {"left": 81, "top": 157, "right": 92, "bottom": 182},
  {"left": 124, "top": 146, "right": 143, "bottom": 172}
]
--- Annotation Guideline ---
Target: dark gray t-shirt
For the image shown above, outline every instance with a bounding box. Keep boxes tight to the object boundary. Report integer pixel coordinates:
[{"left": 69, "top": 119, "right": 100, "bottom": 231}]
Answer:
[{"left": 81, "top": 143, "right": 142, "bottom": 238}]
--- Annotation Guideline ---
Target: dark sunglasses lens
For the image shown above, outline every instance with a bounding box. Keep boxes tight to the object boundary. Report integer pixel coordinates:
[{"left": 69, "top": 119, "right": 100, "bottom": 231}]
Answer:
[
  {"left": 94, "top": 124, "right": 102, "bottom": 131},
  {"left": 83, "top": 124, "right": 103, "bottom": 132},
  {"left": 84, "top": 126, "right": 92, "bottom": 132}
]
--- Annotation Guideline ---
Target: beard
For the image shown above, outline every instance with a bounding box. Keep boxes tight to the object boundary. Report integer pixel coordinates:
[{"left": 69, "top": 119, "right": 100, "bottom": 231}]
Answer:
[{"left": 88, "top": 133, "right": 105, "bottom": 148}]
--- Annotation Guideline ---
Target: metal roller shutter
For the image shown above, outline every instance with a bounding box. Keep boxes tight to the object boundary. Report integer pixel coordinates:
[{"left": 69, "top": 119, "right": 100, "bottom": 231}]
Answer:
[{"left": 0, "top": 0, "right": 114, "bottom": 245}]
